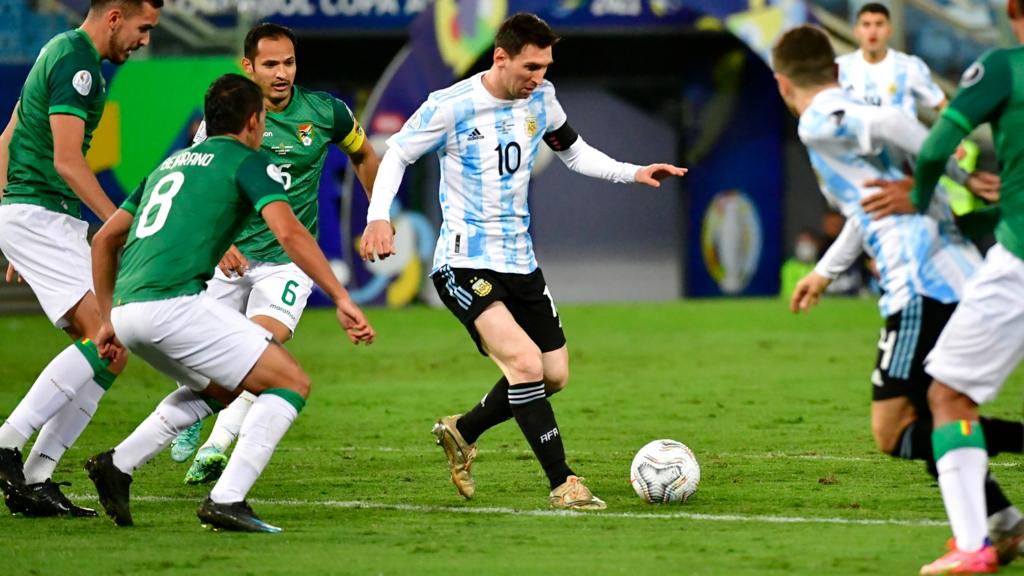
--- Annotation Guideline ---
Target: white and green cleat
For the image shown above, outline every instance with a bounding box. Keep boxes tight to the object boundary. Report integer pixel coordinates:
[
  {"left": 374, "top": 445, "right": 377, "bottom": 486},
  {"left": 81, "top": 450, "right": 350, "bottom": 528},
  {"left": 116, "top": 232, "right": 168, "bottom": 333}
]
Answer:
[
  {"left": 170, "top": 420, "right": 203, "bottom": 463},
  {"left": 184, "top": 447, "right": 227, "bottom": 485}
]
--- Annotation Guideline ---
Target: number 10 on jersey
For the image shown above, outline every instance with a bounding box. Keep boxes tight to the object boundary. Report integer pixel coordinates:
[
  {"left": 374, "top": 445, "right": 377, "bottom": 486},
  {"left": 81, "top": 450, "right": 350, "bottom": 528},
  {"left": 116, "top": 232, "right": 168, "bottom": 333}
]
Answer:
[{"left": 495, "top": 142, "right": 521, "bottom": 176}]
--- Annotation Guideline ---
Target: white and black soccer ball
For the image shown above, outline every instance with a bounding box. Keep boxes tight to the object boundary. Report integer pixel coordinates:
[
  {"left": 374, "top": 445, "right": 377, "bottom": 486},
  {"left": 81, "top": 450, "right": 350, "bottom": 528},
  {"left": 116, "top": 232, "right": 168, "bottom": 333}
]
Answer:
[{"left": 630, "top": 439, "right": 700, "bottom": 503}]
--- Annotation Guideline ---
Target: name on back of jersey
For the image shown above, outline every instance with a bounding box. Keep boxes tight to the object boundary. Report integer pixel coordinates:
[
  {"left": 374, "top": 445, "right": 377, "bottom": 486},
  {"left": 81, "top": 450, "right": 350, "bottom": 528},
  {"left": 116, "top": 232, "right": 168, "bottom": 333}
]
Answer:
[{"left": 160, "top": 151, "right": 214, "bottom": 171}]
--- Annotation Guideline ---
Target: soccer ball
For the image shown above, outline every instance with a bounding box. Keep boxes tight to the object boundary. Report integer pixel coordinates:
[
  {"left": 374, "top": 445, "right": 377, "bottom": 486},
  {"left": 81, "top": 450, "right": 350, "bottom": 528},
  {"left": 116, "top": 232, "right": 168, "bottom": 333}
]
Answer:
[{"left": 630, "top": 439, "right": 700, "bottom": 503}]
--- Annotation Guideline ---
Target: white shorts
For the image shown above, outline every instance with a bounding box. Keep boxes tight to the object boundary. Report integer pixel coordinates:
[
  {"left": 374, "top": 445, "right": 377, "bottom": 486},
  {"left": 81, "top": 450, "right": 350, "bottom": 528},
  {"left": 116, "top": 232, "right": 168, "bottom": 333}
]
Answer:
[
  {"left": 111, "top": 293, "right": 273, "bottom": 391},
  {"left": 0, "top": 204, "right": 92, "bottom": 328},
  {"left": 925, "top": 243, "right": 1024, "bottom": 404},
  {"left": 205, "top": 261, "right": 313, "bottom": 335}
]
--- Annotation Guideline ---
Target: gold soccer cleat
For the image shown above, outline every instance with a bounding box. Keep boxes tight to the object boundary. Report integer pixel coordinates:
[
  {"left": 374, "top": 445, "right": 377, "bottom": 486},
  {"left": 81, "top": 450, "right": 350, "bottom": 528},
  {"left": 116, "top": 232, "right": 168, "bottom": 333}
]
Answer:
[
  {"left": 549, "top": 476, "right": 607, "bottom": 511},
  {"left": 431, "top": 415, "right": 477, "bottom": 499}
]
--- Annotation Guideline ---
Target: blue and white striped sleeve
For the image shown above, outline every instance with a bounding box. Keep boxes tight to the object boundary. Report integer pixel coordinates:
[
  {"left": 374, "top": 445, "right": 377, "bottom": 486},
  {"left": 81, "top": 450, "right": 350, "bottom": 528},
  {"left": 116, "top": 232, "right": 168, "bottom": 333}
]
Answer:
[{"left": 385, "top": 99, "right": 449, "bottom": 164}]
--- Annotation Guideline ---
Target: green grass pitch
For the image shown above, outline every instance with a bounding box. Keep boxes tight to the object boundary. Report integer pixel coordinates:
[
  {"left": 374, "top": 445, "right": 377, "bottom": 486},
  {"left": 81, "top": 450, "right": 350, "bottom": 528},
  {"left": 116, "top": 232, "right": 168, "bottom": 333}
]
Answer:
[{"left": 2, "top": 299, "right": 1024, "bottom": 575}]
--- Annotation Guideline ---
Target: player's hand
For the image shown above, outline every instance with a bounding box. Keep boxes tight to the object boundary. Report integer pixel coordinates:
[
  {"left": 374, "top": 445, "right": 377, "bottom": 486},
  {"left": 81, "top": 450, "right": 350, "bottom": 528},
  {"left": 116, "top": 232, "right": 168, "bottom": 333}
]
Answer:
[
  {"left": 335, "top": 296, "right": 375, "bottom": 345},
  {"left": 634, "top": 164, "right": 688, "bottom": 188},
  {"left": 360, "top": 220, "right": 396, "bottom": 262},
  {"left": 861, "top": 177, "right": 915, "bottom": 219},
  {"left": 218, "top": 245, "right": 248, "bottom": 278},
  {"left": 95, "top": 322, "right": 126, "bottom": 362},
  {"left": 966, "top": 171, "right": 1000, "bottom": 204},
  {"left": 790, "top": 271, "right": 832, "bottom": 314},
  {"left": 4, "top": 262, "right": 22, "bottom": 284}
]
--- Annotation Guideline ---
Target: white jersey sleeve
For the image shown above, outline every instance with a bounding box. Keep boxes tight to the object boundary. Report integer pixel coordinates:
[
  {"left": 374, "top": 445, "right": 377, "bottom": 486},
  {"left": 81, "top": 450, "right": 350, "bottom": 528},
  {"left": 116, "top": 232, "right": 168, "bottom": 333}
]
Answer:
[
  {"left": 907, "top": 55, "right": 946, "bottom": 111},
  {"left": 543, "top": 85, "right": 568, "bottom": 132},
  {"left": 385, "top": 99, "right": 450, "bottom": 165},
  {"left": 854, "top": 106, "right": 929, "bottom": 157},
  {"left": 814, "top": 217, "right": 864, "bottom": 279}
]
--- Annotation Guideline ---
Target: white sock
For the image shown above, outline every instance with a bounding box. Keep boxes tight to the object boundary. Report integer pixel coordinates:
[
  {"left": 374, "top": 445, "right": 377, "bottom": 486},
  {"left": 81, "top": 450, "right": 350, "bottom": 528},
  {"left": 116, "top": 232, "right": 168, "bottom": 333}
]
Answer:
[
  {"left": 0, "top": 344, "right": 95, "bottom": 450},
  {"left": 23, "top": 380, "right": 105, "bottom": 484},
  {"left": 937, "top": 447, "right": 989, "bottom": 551},
  {"left": 989, "top": 505, "right": 1023, "bottom": 532},
  {"left": 210, "top": 394, "right": 298, "bottom": 504},
  {"left": 202, "top": 390, "right": 256, "bottom": 453},
  {"left": 112, "top": 387, "right": 215, "bottom": 475}
]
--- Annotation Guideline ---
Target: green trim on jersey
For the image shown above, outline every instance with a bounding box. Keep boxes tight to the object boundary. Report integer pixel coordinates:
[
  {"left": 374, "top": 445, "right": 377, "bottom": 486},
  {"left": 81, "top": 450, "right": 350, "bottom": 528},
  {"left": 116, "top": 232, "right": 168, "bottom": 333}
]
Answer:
[
  {"left": 2, "top": 29, "right": 106, "bottom": 219},
  {"left": 232, "top": 85, "right": 359, "bottom": 264},
  {"left": 941, "top": 107, "right": 973, "bottom": 134},
  {"left": 255, "top": 194, "right": 289, "bottom": 213},
  {"left": 113, "top": 137, "right": 289, "bottom": 305}
]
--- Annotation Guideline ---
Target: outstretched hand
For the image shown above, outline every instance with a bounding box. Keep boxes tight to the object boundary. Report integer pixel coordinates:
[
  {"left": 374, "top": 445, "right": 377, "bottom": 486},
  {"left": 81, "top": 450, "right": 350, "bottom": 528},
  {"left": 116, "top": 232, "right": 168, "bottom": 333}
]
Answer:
[
  {"left": 790, "top": 271, "right": 832, "bottom": 314},
  {"left": 359, "top": 220, "right": 396, "bottom": 262},
  {"left": 634, "top": 164, "right": 688, "bottom": 188},
  {"left": 5, "top": 262, "right": 21, "bottom": 283},
  {"left": 336, "top": 297, "right": 375, "bottom": 346}
]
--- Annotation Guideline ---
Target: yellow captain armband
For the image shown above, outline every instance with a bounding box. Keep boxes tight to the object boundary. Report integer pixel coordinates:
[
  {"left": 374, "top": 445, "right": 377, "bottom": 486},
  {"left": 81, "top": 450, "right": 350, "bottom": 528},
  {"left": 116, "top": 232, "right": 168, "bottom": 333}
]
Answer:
[{"left": 339, "top": 122, "right": 366, "bottom": 155}]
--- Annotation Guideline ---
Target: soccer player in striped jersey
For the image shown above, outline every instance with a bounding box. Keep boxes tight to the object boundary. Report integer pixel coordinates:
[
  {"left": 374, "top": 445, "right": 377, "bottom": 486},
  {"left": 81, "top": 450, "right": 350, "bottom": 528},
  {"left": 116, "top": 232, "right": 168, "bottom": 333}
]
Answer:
[
  {"left": 913, "top": 1, "right": 1024, "bottom": 571},
  {"left": 0, "top": 0, "right": 161, "bottom": 517},
  {"left": 836, "top": 3, "right": 947, "bottom": 114},
  {"left": 360, "top": 13, "right": 686, "bottom": 509},
  {"left": 168, "top": 23, "right": 380, "bottom": 484},
  {"left": 774, "top": 25, "right": 1024, "bottom": 569}
]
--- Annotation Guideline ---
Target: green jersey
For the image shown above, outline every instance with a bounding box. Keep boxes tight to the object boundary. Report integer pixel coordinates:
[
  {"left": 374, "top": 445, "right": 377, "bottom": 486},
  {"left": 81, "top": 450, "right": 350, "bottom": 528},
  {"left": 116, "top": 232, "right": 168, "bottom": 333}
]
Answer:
[
  {"left": 3, "top": 29, "right": 106, "bottom": 218},
  {"left": 195, "top": 85, "right": 364, "bottom": 263},
  {"left": 913, "top": 47, "right": 1024, "bottom": 260},
  {"left": 113, "top": 137, "right": 289, "bottom": 305}
]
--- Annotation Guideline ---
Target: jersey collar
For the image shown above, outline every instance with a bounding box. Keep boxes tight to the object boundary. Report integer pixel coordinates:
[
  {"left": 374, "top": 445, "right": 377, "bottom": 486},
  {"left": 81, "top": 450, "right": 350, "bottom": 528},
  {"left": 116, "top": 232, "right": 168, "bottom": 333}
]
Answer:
[
  {"left": 267, "top": 86, "right": 298, "bottom": 119},
  {"left": 74, "top": 28, "right": 101, "bottom": 62}
]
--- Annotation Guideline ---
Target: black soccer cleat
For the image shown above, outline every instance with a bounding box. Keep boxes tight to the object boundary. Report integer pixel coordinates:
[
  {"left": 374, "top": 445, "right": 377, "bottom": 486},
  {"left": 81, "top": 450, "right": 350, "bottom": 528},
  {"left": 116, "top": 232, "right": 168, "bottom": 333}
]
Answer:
[
  {"left": 85, "top": 450, "right": 133, "bottom": 526},
  {"left": 196, "top": 497, "right": 282, "bottom": 533},
  {"left": 0, "top": 447, "right": 26, "bottom": 495},
  {"left": 5, "top": 480, "right": 98, "bottom": 517}
]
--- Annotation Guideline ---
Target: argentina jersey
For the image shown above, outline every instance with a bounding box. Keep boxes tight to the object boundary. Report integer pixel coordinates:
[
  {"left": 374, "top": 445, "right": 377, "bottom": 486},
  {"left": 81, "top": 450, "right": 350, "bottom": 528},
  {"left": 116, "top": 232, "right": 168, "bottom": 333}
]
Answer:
[
  {"left": 799, "top": 88, "right": 981, "bottom": 317},
  {"left": 386, "top": 72, "right": 567, "bottom": 275},
  {"left": 836, "top": 49, "right": 945, "bottom": 115}
]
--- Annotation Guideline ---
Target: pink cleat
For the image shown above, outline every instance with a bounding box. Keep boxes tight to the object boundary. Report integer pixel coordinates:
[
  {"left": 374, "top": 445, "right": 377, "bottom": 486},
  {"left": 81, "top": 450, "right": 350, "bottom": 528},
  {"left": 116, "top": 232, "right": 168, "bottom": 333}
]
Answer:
[{"left": 920, "top": 544, "right": 998, "bottom": 574}]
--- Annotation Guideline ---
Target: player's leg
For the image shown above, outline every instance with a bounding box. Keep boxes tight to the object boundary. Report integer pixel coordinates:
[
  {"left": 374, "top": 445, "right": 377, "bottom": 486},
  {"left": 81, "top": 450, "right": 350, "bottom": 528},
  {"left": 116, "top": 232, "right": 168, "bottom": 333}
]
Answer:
[
  {"left": 0, "top": 206, "right": 119, "bottom": 516},
  {"left": 920, "top": 245, "right": 1024, "bottom": 574},
  {"left": 186, "top": 263, "right": 310, "bottom": 484},
  {"left": 199, "top": 337, "right": 310, "bottom": 532},
  {"left": 171, "top": 268, "right": 252, "bottom": 464}
]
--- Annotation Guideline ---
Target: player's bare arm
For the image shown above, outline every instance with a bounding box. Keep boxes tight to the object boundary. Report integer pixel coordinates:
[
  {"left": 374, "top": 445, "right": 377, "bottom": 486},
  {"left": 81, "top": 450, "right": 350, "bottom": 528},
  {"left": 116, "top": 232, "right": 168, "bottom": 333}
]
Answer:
[
  {"left": 344, "top": 130, "right": 380, "bottom": 200},
  {"left": 0, "top": 102, "right": 18, "bottom": 197},
  {"left": 261, "top": 201, "right": 375, "bottom": 345},
  {"left": 51, "top": 114, "right": 118, "bottom": 221},
  {"left": 90, "top": 208, "right": 134, "bottom": 359}
]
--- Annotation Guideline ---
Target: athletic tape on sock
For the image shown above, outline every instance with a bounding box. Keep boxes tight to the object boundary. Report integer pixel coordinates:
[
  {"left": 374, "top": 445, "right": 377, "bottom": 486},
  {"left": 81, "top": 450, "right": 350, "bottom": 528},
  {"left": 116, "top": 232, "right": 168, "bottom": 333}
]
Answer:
[
  {"left": 933, "top": 420, "right": 986, "bottom": 461},
  {"left": 262, "top": 388, "right": 306, "bottom": 413},
  {"left": 73, "top": 338, "right": 116, "bottom": 390}
]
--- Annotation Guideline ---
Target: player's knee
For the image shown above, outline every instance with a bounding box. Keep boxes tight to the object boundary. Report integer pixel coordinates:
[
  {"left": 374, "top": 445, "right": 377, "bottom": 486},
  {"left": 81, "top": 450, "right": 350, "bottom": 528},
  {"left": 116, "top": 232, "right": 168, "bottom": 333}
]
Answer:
[
  {"left": 927, "top": 381, "right": 964, "bottom": 413},
  {"left": 505, "top": 350, "right": 544, "bottom": 383},
  {"left": 872, "top": 422, "right": 901, "bottom": 455},
  {"left": 544, "top": 366, "right": 569, "bottom": 394},
  {"left": 279, "top": 366, "right": 311, "bottom": 399}
]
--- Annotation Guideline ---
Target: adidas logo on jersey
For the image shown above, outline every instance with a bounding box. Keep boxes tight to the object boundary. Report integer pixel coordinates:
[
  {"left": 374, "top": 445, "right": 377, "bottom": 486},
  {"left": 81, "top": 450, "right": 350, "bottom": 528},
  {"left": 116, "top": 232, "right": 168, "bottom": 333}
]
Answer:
[{"left": 467, "top": 128, "right": 485, "bottom": 141}]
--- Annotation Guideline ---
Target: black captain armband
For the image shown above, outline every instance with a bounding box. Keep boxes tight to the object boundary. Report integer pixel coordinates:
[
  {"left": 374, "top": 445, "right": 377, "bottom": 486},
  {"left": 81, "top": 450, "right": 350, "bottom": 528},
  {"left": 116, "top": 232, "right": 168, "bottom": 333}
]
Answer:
[{"left": 542, "top": 122, "right": 579, "bottom": 151}]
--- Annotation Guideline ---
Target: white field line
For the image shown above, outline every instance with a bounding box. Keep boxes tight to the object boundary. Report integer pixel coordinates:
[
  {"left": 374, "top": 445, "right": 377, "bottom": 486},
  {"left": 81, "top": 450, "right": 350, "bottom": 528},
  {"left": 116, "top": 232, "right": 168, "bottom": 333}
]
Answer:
[
  {"left": 65, "top": 493, "right": 949, "bottom": 527},
  {"left": 285, "top": 446, "right": 1022, "bottom": 467}
]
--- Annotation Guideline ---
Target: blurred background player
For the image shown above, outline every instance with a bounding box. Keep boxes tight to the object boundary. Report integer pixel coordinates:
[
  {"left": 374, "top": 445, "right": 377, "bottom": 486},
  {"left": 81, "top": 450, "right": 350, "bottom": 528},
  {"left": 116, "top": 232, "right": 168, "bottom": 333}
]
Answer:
[
  {"left": 0, "top": 0, "right": 161, "bottom": 517},
  {"left": 360, "top": 12, "right": 686, "bottom": 510},
  {"left": 168, "top": 22, "right": 381, "bottom": 486},
  {"left": 774, "top": 24, "right": 1024, "bottom": 568},
  {"left": 85, "top": 73, "right": 374, "bottom": 532},
  {"left": 912, "top": 0, "right": 1024, "bottom": 572}
]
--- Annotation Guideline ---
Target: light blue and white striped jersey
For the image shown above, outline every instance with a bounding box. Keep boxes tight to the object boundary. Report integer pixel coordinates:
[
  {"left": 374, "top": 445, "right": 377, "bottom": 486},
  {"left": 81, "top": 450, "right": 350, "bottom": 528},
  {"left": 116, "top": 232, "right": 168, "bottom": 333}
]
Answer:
[
  {"left": 836, "top": 48, "right": 945, "bottom": 115},
  {"left": 800, "top": 88, "right": 981, "bottom": 317},
  {"left": 386, "top": 72, "right": 567, "bottom": 275}
]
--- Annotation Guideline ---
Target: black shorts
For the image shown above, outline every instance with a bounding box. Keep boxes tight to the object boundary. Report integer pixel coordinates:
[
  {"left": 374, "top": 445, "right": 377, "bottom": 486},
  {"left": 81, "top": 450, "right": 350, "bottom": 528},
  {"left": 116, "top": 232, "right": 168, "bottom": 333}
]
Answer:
[
  {"left": 431, "top": 265, "right": 566, "bottom": 356},
  {"left": 872, "top": 295, "right": 956, "bottom": 413}
]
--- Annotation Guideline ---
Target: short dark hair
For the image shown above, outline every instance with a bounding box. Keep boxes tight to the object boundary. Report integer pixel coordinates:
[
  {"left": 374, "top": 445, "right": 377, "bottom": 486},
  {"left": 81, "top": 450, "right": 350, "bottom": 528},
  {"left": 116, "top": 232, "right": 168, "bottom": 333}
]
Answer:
[
  {"left": 772, "top": 25, "right": 837, "bottom": 88},
  {"left": 244, "top": 23, "right": 297, "bottom": 61},
  {"left": 204, "top": 74, "right": 263, "bottom": 137},
  {"left": 90, "top": 0, "right": 163, "bottom": 12},
  {"left": 494, "top": 13, "right": 560, "bottom": 58},
  {"left": 856, "top": 2, "right": 890, "bottom": 20}
]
